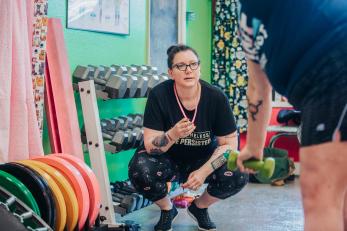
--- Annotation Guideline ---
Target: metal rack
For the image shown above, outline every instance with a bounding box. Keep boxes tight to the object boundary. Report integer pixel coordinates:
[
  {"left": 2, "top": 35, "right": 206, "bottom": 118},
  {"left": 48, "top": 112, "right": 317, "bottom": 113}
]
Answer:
[
  {"left": 78, "top": 80, "right": 185, "bottom": 229},
  {"left": 78, "top": 80, "right": 119, "bottom": 227}
]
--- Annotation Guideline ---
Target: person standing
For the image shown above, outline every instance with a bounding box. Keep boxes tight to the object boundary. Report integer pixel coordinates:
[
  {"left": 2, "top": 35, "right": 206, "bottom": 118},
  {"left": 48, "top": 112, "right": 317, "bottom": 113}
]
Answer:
[{"left": 237, "top": 1, "right": 347, "bottom": 230}]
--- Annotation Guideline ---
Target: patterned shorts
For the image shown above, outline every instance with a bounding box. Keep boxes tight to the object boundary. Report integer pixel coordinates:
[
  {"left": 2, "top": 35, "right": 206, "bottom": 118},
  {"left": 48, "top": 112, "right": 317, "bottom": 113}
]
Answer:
[{"left": 128, "top": 149, "right": 249, "bottom": 202}]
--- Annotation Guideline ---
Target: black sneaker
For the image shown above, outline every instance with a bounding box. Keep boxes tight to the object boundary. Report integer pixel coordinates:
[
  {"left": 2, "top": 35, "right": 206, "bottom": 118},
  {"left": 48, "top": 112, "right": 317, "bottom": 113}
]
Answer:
[
  {"left": 187, "top": 201, "right": 217, "bottom": 231},
  {"left": 154, "top": 205, "right": 178, "bottom": 231}
]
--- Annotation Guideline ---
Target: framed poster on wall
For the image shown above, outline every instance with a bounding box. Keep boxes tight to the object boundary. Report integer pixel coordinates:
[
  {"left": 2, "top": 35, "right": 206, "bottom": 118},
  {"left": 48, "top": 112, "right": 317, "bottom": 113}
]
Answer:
[{"left": 67, "top": 0, "right": 130, "bottom": 35}]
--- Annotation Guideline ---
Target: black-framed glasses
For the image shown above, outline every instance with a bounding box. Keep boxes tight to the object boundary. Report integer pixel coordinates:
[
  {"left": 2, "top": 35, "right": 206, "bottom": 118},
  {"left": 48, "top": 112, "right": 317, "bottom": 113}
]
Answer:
[{"left": 173, "top": 61, "right": 200, "bottom": 71}]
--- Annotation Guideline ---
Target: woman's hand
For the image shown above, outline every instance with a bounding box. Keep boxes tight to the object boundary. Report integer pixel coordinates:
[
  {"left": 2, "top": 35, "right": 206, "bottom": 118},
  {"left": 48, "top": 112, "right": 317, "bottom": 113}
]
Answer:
[
  {"left": 169, "top": 118, "right": 196, "bottom": 140},
  {"left": 182, "top": 169, "right": 208, "bottom": 191},
  {"left": 237, "top": 146, "right": 262, "bottom": 174}
]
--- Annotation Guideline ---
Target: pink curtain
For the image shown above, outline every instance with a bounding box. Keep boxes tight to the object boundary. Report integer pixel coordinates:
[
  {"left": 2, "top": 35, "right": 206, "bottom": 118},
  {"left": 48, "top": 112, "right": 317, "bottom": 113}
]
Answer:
[{"left": 0, "top": 0, "right": 43, "bottom": 162}]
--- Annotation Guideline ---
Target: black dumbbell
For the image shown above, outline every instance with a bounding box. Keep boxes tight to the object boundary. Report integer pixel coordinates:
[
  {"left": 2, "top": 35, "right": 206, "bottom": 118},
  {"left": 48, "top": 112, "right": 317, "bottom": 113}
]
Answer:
[
  {"left": 143, "top": 65, "right": 158, "bottom": 75},
  {"left": 93, "top": 65, "right": 114, "bottom": 89},
  {"left": 144, "top": 74, "right": 161, "bottom": 96},
  {"left": 109, "top": 130, "right": 129, "bottom": 151},
  {"left": 113, "top": 189, "right": 144, "bottom": 211},
  {"left": 122, "top": 74, "right": 138, "bottom": 98},
  {"left": 132, "top": 127, "right": 144, "bottom": 148},
  {"left": 109, "top": 117, "right": 125, "bottom": 131},
  {"left": 112, "top": 192, "right": 137, "bottom": 213},
  {"left": 100, "top": 118, "right": 127, "bottom": 142},
  {"left": 122, "top": 129, "right": 137, "bottom": 150},
  {"left": 104, "top": 74, "right": 128, "bottom": 99},
  {"left": 112, "top": 117, "right": 126, "bottom": 130},
  {"left": 127, "top": 114, "right": 143, "bottom": 127},
  {"left": 86, "top": 65, "right": 99, "bottom": 80},
  {"left": 72, "top": 65, "right": 92, "bottom": 83},
  {"left": 101, "top": 119, "right": 117, "bottom": 132},
  {"left": 130, "top": 65, "right": 148, "bottom": 75},
  {"left": 111, "top": 65, "right": 128, "bottom": 75},
  {"left": 133, "top": 74, "right": 149, "bottom": 98},
  {"left": 118, "top": 116, "right": 134, "bottom": 130},
  {"left": 116, "top": 181, "right": 148, "bottom": 202},
  {"left": 101, "top": 130, "right": 115, "bottom": 141},
  {"left": 124, "top": 65, "right": 138, "bottom": 75}
]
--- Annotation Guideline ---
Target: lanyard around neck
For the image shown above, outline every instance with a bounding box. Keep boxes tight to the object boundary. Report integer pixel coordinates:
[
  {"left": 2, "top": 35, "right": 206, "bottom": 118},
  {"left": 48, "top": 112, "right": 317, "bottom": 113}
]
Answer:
[{"left": 173, "top": 83, "right": 200, "bottom": 125}]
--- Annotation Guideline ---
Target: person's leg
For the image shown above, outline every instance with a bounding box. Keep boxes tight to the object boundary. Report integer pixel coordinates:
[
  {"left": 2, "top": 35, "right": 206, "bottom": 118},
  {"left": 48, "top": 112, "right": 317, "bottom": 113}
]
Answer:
[
  {"left": 194, "top": 190, "right": 219, "bottom": 209},
  {"left": 128, "top": 149, "right": 178, "bottom": 203},
  {"left": 288, "top": 39, "right": 347, "bottom": 230},
  {"left": 187, "top": 164, "right": 248, "bottom": 230},
  {"left": 195, "top": 167, "right": 248, "bottom": 208},
  {"left": 300, "top": 141, "right": 347, "bottom": 231},
  {"left": 155, "top": 196, "right": 173, "bottom": 210},
  {"left": 297, "top": 92, "right": 347, "bottom": 231},
  {"left": 128, "top": 149, "right": 179, "bottom": 231},
  {"left": 344, "top": 191, "right": 347, "bottom": 231}
]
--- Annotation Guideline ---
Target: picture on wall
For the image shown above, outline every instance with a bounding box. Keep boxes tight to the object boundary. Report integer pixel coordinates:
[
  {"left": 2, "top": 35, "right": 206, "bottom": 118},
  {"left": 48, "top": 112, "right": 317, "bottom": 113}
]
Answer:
[{"left": 67, "top": 0, "right": 130, "bottom": 35}]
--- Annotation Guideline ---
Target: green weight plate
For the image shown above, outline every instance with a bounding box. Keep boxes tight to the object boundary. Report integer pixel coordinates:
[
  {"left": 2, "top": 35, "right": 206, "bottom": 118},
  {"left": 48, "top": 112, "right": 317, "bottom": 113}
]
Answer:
[
  {"left": 0, "top": 163, "right": 56, "bottom": 228},
  {"left": 0, "top": 170, "right": 41, "bottom": 216}
]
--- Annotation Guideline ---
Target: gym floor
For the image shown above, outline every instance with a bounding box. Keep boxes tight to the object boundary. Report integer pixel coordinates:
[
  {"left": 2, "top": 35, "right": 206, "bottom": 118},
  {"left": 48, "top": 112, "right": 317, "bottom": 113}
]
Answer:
[{"left": 119, "top": 178, "right": 303, "bottom": 231}]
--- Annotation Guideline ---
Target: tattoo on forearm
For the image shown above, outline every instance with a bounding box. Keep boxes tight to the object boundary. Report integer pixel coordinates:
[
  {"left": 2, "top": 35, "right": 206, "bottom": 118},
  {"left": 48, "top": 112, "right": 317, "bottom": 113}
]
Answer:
[
  {"left": 247, "top": 97, "right": 263, "bottom": 121},
  {"left": 152, "top": 134, "right": 169, "bottom": 147},
  {"left": 149, "top": 148, "right": 165, "bottom": 155},
  {"left": 211, "top": 154, "right": 227, "bottom": 171}
]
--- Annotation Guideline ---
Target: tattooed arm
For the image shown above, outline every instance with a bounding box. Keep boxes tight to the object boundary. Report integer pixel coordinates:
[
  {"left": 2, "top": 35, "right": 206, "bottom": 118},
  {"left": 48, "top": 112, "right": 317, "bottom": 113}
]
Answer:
[
  {"left": 236, "top": 61, "right": 272, "bottom": 172},
  {"left": 144, "top": 118, "right": 196, "bottom": 155},
  {"left": 181, "top": 131, "right": 238, "bottom": 190},
  {"left": 244, "top": 60, "right": 272, "bottom": 159},
  {"left": 143, "top": 128, "right": 176, "bottom": 155},
  {"left": 199, "top": 131, "right": 238, "bottom": 174}
]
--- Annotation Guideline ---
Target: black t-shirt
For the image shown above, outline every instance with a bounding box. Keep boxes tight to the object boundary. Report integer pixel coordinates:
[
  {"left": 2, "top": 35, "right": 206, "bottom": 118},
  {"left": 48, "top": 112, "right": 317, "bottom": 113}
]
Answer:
[
  {"left": 239, "top": 0, "right": 347, "bottom": 97},
  {"left": 144, "top": 79, "right": 237, "bottom": 165}
]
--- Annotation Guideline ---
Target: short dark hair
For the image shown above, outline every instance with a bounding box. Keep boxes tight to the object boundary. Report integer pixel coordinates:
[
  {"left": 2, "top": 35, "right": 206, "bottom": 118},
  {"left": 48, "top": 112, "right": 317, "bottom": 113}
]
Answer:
[{"left": 166, "top": 44, "right": 200, "bottom": 69}]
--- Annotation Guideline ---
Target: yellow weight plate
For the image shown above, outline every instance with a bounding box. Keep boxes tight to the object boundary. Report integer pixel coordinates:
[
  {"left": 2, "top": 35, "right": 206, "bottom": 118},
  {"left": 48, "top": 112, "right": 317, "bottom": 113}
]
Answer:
[
  {"left": 18, "top": 160, "right": 67, "bottom": 231},
  {"left": 27, "top": 160, "right": 79, "bottom": 231}
]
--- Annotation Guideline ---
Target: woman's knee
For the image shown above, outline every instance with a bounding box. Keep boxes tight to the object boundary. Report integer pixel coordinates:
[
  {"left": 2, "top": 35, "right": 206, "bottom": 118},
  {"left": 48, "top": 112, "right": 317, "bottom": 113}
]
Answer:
[
  {"left": 128, "top": 151, "right": 177, "bottom": 201},
  {"left": 207, "top": 167, "right": 249, "bottom": 199}
]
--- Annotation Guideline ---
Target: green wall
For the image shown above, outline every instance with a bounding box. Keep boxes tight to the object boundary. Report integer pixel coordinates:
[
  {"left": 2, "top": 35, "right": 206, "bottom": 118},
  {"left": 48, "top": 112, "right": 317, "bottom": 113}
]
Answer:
[
  {"left": 186, "top": 0, "right": 212, "bottom": 83},
  {"left": 46, "top": 0, "right": 148, "bottom": 182},
  {"left": 44, "top": 0, "right": 212, "bottom": 182}
]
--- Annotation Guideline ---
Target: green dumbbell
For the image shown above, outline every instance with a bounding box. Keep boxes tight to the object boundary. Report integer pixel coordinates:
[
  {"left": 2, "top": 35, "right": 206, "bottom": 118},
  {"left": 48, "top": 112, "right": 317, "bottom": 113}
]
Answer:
[{"left": 225, "top": 150, "right": 275, "bottom": 179}]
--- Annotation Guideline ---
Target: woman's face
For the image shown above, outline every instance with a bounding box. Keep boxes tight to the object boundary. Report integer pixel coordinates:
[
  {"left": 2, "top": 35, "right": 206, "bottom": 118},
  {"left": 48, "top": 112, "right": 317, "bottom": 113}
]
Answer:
[{"left": 168, "top": 50, "right": 200, "bottom": 88}]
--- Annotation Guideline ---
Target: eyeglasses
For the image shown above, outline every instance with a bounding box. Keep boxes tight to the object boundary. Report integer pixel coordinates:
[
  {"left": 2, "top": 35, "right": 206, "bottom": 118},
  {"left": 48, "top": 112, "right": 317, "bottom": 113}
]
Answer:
[{"left": 173, "top": 61, "right": 200, "bottom": 71}]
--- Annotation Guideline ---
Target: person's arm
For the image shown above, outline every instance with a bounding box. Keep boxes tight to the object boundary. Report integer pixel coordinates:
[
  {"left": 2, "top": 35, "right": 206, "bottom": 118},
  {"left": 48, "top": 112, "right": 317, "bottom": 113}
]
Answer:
[
  {"left": 237, "top": 60, "right": 272, "bottom": 171},
  {"left": 182, "top": 131, "right": 238, "bottom": 190},
  {"left": 143, "top": 118, "right": 195, "bottom": 155},
  {"left": 199, "top": 131, "right": 238, "bottom": 175}
]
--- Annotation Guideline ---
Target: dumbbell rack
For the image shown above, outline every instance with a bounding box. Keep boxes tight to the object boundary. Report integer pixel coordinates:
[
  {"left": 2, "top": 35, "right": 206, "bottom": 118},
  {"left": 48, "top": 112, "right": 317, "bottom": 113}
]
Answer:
[
  {"left": 78, "top": 80, "right": 120, "bottom": 228},
  {"left": 78, "top": 80, "right": 186, "bottom": 229}
]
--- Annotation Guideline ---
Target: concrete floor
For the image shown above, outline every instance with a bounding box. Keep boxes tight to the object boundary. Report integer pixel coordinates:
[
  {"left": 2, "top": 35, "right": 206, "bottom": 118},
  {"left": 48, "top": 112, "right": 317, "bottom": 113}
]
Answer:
[{"left": 119, "top": 179, "right": 304, "bottom": 231}]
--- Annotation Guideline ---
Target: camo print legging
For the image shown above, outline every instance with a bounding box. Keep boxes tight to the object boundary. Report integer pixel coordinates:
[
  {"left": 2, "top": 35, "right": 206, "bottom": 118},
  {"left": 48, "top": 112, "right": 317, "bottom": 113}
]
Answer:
[{"left": 128, "top": 149, "right": 249, "bottom": 202}]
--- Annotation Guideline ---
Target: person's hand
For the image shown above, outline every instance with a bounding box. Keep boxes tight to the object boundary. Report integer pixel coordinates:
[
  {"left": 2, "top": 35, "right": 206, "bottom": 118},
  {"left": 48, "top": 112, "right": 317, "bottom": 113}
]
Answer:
[
  {"left": 237, "top": 147, "right": 262, "bottom": 174},
  {"left": 169, "top": 118, "right": 196, "bottom": 140},
  {"left": 182, "top": 169, "right": 208, "bottom": 191}
]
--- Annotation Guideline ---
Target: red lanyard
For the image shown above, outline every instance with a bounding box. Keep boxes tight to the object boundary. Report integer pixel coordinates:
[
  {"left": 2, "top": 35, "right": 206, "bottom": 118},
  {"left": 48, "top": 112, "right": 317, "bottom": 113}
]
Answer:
[{"left": 173, "top": 83, "right": 200, "bottom": 125}]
